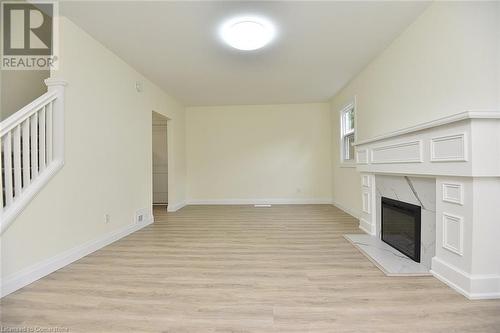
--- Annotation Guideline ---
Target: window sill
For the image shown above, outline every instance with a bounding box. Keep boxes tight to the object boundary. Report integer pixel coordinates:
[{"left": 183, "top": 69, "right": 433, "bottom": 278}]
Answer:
[{"left": 339, "top": 162, "right": 357, "bottom": 168}]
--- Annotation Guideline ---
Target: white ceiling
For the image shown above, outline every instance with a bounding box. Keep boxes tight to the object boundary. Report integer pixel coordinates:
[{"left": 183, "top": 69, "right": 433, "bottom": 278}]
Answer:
[{"left": 61, "top": 1, "right": 429, "bottom": 106}]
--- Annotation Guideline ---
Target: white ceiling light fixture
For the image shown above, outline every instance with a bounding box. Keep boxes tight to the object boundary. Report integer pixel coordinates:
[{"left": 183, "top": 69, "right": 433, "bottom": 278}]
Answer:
[{"left": 220, "top": 16, "right": 276, "bottom": 51}]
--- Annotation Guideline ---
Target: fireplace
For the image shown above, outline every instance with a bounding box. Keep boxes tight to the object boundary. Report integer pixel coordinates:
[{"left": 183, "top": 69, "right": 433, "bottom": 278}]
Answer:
[{"left": 381, "top": 197, "right": 421, "bottom": 262}]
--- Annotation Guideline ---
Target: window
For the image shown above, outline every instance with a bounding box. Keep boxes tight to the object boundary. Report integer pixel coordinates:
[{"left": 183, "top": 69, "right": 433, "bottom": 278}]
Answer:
[{"left": 340, "top": 103, "right": 355, "bottom": 164}]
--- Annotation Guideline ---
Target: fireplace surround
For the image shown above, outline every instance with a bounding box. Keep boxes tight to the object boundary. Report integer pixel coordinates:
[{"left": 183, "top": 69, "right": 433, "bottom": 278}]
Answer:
[
  {"left": 375, "top": 175, "right": 436, "bottom": 268},
  {"left": 353, "top": 111, "right": 500, "bottom": 299}
]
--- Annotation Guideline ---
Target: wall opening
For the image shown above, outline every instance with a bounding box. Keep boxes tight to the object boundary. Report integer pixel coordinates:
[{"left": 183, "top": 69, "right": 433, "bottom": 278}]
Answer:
[{"left": 152, "top": 111, "right": 169, "bottom": 211}]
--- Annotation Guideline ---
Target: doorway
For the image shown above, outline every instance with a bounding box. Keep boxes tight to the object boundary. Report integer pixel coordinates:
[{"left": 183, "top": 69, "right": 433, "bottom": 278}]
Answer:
[{"left": 152, "top": 112, "right": 169, "bottom": 208}]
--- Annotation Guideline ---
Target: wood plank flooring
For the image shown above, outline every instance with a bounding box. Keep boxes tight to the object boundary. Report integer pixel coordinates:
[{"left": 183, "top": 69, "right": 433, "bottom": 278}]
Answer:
[{"left": 1, "top": 205, "right": 499, "bottom": 332}]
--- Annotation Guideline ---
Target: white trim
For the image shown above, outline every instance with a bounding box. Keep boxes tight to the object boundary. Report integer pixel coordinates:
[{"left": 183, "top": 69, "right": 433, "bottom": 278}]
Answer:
[
  {"left": 442, "top": 183, "right": 464, "bottom": 205},
  {"left": 361, "top": 175, "right": 371, "bottom": 187},
  {"left": 442, "top": 212, "right": 464, "bottom": 256},
  {"left": 431, "top": 257, "right": 500, "bottom": 299},
  {"left": 0, "top": 91, "right": 58, "bottom": 136},
  {"left": 167, "top": 201, "right": 187, "bottom": 212},
  {"left": 359, "top": 218, "right": 376, "bottom": 235},
  {"left": 356, "top": 149, "right": 369, "bottom": 165},
  {"left": 331, "top": 199, "right": 361, "bottom": 220},
  {"left": 1, "top": 217, "right": 153, "bottom": 298},
  {"left": 430, "top": 133, "right": 467, "bottom": 162},
  {"left": 362, "top": 190, "right": 371, "bottom": 214},
  {"left": 354, "top": 111, "right": 500, "bottom": 146},
  {"left": 168, "top": 199, "right": 334, "bottom": 212},
  {"left": 339, "top": 162, "right": 357, "bottom": 168},
  {"left": 188, "top": 198, "right": 333, "bottom": 205},
  {"left": 339, "top": 97, "right": 357, "bottom": 166},
  {"left": 0, "top": 160, "right": 64, "bottom": 234},
  {"left": 44, "top": 78, "right": 68, "bottom": 88},
  {"left": 370, "top": 140, "right": 423, "bottom": 164}
]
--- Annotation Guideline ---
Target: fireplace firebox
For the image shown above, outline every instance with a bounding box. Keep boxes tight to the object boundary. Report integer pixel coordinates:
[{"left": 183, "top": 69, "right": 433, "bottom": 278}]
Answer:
[{"left": 381, "top": 197, "right": 421, "bottom": 262}]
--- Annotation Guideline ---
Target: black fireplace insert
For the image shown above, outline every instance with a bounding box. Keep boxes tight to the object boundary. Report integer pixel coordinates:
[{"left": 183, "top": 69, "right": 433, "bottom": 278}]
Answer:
[{"left": 381, "top": 197, "right": 421, "bottom": 262}]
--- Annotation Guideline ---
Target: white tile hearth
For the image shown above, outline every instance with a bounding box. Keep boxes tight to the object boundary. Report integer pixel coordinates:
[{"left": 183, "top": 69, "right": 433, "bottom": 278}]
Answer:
[{"left": 344, "top": 234, "right": 431, "bottom": 276}]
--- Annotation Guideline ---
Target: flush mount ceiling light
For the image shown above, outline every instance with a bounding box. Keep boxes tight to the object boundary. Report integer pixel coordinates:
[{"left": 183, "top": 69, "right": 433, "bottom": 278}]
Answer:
[{"left": 220, "top": 16, "right": 276, "bottom": 51}]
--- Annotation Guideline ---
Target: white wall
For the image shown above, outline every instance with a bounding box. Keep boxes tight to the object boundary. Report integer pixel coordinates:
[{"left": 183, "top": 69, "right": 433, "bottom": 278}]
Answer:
[
  {"left": 1, "top": 17, "right": 186, "bottom": 279},
  {"left": 186, "top": 104, "right": 332, "bottom": 203},
  {"left": 1, "top": 70, "right": 50, "bottom": 121},
  {"left": 330, "top": 2, "right": 500, "bottom": 215}
]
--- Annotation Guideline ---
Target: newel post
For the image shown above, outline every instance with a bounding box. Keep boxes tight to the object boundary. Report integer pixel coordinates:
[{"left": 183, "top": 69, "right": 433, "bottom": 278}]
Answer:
[{"left": 45, "top": 78, "right": 68, "bottom": 163}]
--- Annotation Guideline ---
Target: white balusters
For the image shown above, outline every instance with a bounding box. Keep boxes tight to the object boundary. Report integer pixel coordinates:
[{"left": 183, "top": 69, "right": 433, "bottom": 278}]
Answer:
[
  {"left": 39, "top": 106, "right": 46, "bottom": 172},
  {"left": 3, "top": 131, "right": 13, "bottom": 206},
  {"left": 22, "top": 119, "right": 30, "bottom": 187},
  {"left": 46, "top": 101, "right": 53, "bottom": 163},
  {"left": 13, "top": 125, "right": 22, "bottom": 197},
  {"left": 30, "top": 111, "right": 39, "bottom": 179},
  {"left": 0, "top": 78, "right": 67, "bottom": 234}
]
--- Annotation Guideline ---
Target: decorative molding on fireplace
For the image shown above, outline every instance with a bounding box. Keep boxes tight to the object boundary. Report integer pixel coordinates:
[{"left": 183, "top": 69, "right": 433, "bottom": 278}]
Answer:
[
  {"left": 352, "top": 111, "right": 500, "bottom": 299},
  {"left": 431, "top": 257, "right": 500, "bottom": 300},
  {"left": 359, "top": 218, "right": 375, "bottom": 235},
  {"left": 358, "top": 174, "right": 376, "bottom": 236},
  {"left": 361, "top": 175, "right": 371, "bottom": 187},
  {"left": 356, "top": 149, "right": 369, "bottom": 164},
  {"left": 355, "top": 111, "right": 500, "bottom": 146},
  {"left": 442, "top": 213, "right": 464, "bottom": 256},
  {"left": 442, "top": 183, "right": 464, "bottom": 205},
  {"left": 362, "top": 190, "right": 371, "bottom": 214},
  {"left": 370, "top": 140, "right": 423, "bottom": 164},
  {"left": 355, "top": 111, "right": 500, "bottom": 178},
  {"left": 430, "top": 133, "right": 467, "bottom": 162}
]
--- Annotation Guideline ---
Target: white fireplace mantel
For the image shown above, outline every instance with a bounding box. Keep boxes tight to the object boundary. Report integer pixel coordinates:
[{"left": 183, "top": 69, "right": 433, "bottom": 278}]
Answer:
[{"left": 353, "top": 111, "right": 500, "bottom": 300}]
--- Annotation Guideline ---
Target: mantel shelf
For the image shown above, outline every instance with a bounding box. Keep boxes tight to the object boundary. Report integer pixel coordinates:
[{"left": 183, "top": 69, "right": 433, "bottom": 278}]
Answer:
[{"left": 355, "top": 111, "right": 500, "bottom": 146}]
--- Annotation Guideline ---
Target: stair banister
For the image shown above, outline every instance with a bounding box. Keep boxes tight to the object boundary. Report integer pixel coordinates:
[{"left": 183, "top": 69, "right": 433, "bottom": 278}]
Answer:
[{"left": 0, "top": 78, "right": 67, "bottom": 234}]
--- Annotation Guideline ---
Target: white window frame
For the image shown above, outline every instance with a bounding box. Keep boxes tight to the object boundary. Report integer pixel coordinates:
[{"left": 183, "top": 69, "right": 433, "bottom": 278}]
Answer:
[{"left": 339, "top": 98, "right": 357, "bottom": 167}]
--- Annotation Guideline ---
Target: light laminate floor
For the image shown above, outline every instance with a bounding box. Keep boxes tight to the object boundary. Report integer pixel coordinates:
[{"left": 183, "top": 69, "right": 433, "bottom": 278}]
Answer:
[{"left": 1, "top": 205, "right": 500, "bottom": 333}]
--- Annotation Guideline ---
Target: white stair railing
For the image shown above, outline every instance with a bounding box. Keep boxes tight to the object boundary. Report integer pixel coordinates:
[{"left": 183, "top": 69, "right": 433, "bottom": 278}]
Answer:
[{"left": 0, "top": 78, "right": 67, "bottom": 234}]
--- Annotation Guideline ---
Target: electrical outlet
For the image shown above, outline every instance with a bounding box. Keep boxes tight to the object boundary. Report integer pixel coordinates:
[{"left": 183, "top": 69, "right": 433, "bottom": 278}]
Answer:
[
  {"left": 135, "top": 208, "right": 150, "bottom": 224},
  {"left": 104, "top": 214, "right": 110, "bottom": 224}
]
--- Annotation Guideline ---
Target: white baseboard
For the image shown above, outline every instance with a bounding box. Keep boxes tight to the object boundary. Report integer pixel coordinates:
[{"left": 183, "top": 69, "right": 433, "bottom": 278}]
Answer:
[
  {"left": 187, "top": 198, "right": 333, "bottom": 205},
  {"left": 167, "top": 201, "right": 187, "bottom": 212},
  {"left": 359, "top": 218, "right": 376, "bottom": 235},
  {"left": 167, "top": 199, "right": 332, "bottom": 211},
  {"left": 1, "top": 217, "right": 153, "bottom": 298},
  {"left": 431, "top": 257, "right": 500, "bottom": 299},
  {"left": 331, "top": 200, "right": 376, "bottom": 235},
  {"left": 331, "top": 199, "right": 361, "bottom": 219}
]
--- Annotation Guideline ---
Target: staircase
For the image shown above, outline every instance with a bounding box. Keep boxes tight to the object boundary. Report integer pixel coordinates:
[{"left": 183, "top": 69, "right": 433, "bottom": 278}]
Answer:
[{"left": 0, "top": 79, "right": 67, "bottom": 234}]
